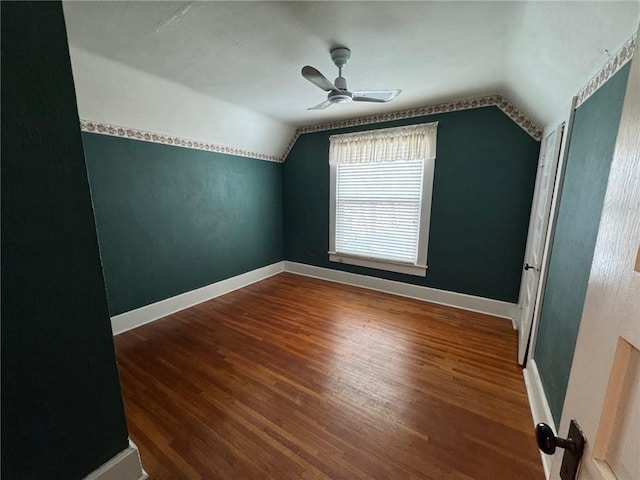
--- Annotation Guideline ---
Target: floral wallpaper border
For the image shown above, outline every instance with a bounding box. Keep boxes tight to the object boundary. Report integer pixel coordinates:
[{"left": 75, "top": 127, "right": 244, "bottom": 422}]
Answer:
[
  {"left": 80, "top": 94, "right": 543, "bottom": 163},
  {"left": 298, "top": 95, "right": 541, "bottom": 138},
  {"left": 576, "top": 32, "right": 637, "bottom": 108},
  {"left": 79, "top": 120, "right": 282, "bottom": 163},
  {"left": 281, "top": 94, "right": 542, "bottom": 159}
]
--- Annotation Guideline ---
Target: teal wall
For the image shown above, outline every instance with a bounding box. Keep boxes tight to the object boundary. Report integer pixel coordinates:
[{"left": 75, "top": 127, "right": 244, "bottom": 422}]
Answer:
[
  {"left": 1, "top": 2, "right": 129, "bottom": 479},
  {"left": 535, "top": 64, "right": 630, "bottom": 426},
  {"left": 83, "top": 134, "right": 284, "bottom": 315},
  {"left": 283, "top": 107, "right": 540, "bottom": 302}
]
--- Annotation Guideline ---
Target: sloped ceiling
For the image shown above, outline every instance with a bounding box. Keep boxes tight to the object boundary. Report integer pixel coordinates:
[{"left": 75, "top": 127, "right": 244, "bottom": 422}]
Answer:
[{"left": 62, "top": 1, "right": 640, "bottom": 158}]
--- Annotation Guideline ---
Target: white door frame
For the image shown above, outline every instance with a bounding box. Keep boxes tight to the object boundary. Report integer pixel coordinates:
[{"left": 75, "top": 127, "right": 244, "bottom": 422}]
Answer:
[
  {"left": 516, "top": 97, "right": 577, "bottom": 365},
  {"left": 516, "top": 124, "right": 563, "bottom": 364},
  {"left": 525, "top": 97, "right": 577, "bottom": 366}
]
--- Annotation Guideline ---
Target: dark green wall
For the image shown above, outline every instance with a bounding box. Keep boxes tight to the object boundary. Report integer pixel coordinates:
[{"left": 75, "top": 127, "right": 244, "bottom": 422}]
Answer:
[
  {"left": 535, "top": 64, "right": 631, "bottom": 426},
  {"left": 1, "top": 3, "right": 129, "bottom": 479},
  {"left": 83, "top": 134, "right": 284, "bottom": 315},
  {"left": 283, "top": 107, "right": 540, "bottom": 302}
]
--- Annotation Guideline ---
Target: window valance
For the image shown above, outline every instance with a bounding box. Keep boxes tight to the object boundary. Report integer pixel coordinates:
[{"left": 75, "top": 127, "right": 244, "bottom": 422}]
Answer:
[{"left": 329, "top": 122, "right": 438, "bottom": 165}]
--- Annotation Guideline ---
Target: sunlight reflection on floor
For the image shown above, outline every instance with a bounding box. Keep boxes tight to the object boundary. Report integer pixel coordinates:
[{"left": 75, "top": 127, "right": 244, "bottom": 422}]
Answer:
[{"left": 324, "top": 311, "right": 417, "bottom": 423}]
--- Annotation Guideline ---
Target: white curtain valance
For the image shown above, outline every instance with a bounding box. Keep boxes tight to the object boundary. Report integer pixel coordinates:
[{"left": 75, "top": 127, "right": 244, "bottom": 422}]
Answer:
[{"left": 329, "top": 122, "right": 438, "bottom": 165}]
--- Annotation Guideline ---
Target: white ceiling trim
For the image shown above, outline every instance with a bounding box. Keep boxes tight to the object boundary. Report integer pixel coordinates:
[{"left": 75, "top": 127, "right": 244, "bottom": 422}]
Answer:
[
  {"left": 79, "top": 120, "right": 281, "bottom": 163},
  {"left": 576, "top": 32, "right": 637, "bottom": 108}
]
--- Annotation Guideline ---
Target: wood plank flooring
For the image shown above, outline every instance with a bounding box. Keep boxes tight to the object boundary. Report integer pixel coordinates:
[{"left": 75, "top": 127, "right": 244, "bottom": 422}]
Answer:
[{"left": 114, "top": 273, "right": 544, "bottom": 479}]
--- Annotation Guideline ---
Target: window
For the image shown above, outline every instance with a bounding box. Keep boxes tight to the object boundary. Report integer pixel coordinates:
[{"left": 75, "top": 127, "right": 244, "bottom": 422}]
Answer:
[{"left": 329, "top": 123, "right": 437, "bottom": 276}]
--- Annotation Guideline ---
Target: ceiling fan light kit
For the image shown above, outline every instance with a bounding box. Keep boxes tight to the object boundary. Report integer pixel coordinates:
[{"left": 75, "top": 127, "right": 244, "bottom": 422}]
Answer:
[{"left": 302, "top": 47, "right": 401, "bottom": 110}]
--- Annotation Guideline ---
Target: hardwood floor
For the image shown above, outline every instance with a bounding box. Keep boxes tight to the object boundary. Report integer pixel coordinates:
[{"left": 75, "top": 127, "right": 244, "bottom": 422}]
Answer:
[{"left": 114, "top": 273, "right": 544, "bottom": 479}]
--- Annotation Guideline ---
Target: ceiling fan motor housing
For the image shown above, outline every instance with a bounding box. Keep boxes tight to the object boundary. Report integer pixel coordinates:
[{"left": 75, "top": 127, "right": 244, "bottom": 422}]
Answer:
[{"left": 328, "top": 90, "right": 353, "bottom": 104}]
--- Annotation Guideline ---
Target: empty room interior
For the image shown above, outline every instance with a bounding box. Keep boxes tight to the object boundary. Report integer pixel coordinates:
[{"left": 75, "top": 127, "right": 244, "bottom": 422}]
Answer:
[{"left": 3, "top": 1, "right": 640, "bottom": 480}]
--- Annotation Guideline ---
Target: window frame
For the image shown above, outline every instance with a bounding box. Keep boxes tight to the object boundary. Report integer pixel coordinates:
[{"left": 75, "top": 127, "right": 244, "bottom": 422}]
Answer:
[{"left": 328, "top": 123, "right": 437, "bottom": 277}]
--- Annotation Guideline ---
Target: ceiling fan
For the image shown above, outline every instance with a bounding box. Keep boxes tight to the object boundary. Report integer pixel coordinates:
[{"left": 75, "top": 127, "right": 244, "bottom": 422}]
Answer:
[{"left": 301, "top": 47, "right": 401, "bottom": 110}]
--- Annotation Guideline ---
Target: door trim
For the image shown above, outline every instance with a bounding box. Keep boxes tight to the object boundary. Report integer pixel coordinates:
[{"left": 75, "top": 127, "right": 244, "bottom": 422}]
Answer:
[
  {"left": 516, "top": 124, "right": 564, "bottom": 364},
  {"left": 526, "top": 97, "right": 578, "bottom": 366}
]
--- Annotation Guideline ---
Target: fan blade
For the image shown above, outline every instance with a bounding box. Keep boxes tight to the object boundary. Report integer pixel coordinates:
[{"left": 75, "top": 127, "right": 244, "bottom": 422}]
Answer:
[
  {"left": 302, "top": 66, "right": 338, "bottom": 92},
  {"left": 352, "top": 89, "right": 402, "bottom": 103},
  {"left": 307, "top": 100, "right": 333, "bottom": 110}
]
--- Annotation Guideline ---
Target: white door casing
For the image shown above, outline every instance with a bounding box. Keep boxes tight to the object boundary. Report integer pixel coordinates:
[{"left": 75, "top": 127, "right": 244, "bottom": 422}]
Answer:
[
  {"left": 516, "top": 125, "right": 564, "bottom": 364},
  {"left": 526, "top": 98, "right": 578, "bottom": 366},
  {"left": 551, "top": 35, "right": 639, "bottom": 480}
]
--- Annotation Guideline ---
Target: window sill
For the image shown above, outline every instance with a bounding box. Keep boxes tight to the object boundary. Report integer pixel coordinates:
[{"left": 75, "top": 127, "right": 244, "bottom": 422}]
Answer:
[{"left": 328, "top": 253, "right": 427, "bottom": 277}]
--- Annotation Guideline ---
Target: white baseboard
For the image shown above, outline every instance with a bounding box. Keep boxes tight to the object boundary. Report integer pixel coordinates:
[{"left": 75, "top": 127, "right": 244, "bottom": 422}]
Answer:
[
  {"left": 111, "top": 260, "right": 516, "bottom": 334},
  {"left": 111, "top": 262, "right": 285, "bottom": 335},
  {"left": 84, "top": 439, "right": 148, "bottom": 480},
  {"left": 283, "top": 261, "right": 517, "bottom": 321},
  {"left": 523, "top": 359, "right": 556, "bottom": 479}
]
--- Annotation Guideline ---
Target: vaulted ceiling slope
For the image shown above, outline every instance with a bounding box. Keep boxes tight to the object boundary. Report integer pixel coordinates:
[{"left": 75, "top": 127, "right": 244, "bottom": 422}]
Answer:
[{"left": 62, "top": 1, "right": 639, "bottom": 159}]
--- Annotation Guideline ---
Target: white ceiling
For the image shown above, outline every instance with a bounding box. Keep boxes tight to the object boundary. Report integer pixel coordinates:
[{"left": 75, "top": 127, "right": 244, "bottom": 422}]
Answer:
[{"left": 63, "top": 1, "right": 639, "bottom": 132}]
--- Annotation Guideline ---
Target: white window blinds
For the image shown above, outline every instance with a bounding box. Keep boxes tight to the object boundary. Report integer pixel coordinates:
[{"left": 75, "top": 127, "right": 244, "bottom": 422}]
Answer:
[
  {"left": 329, "top": 123, "right": 437, "bottom": 274},
  {"left": 334, "top": 161, "right": 424, "bottom": 263}
]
